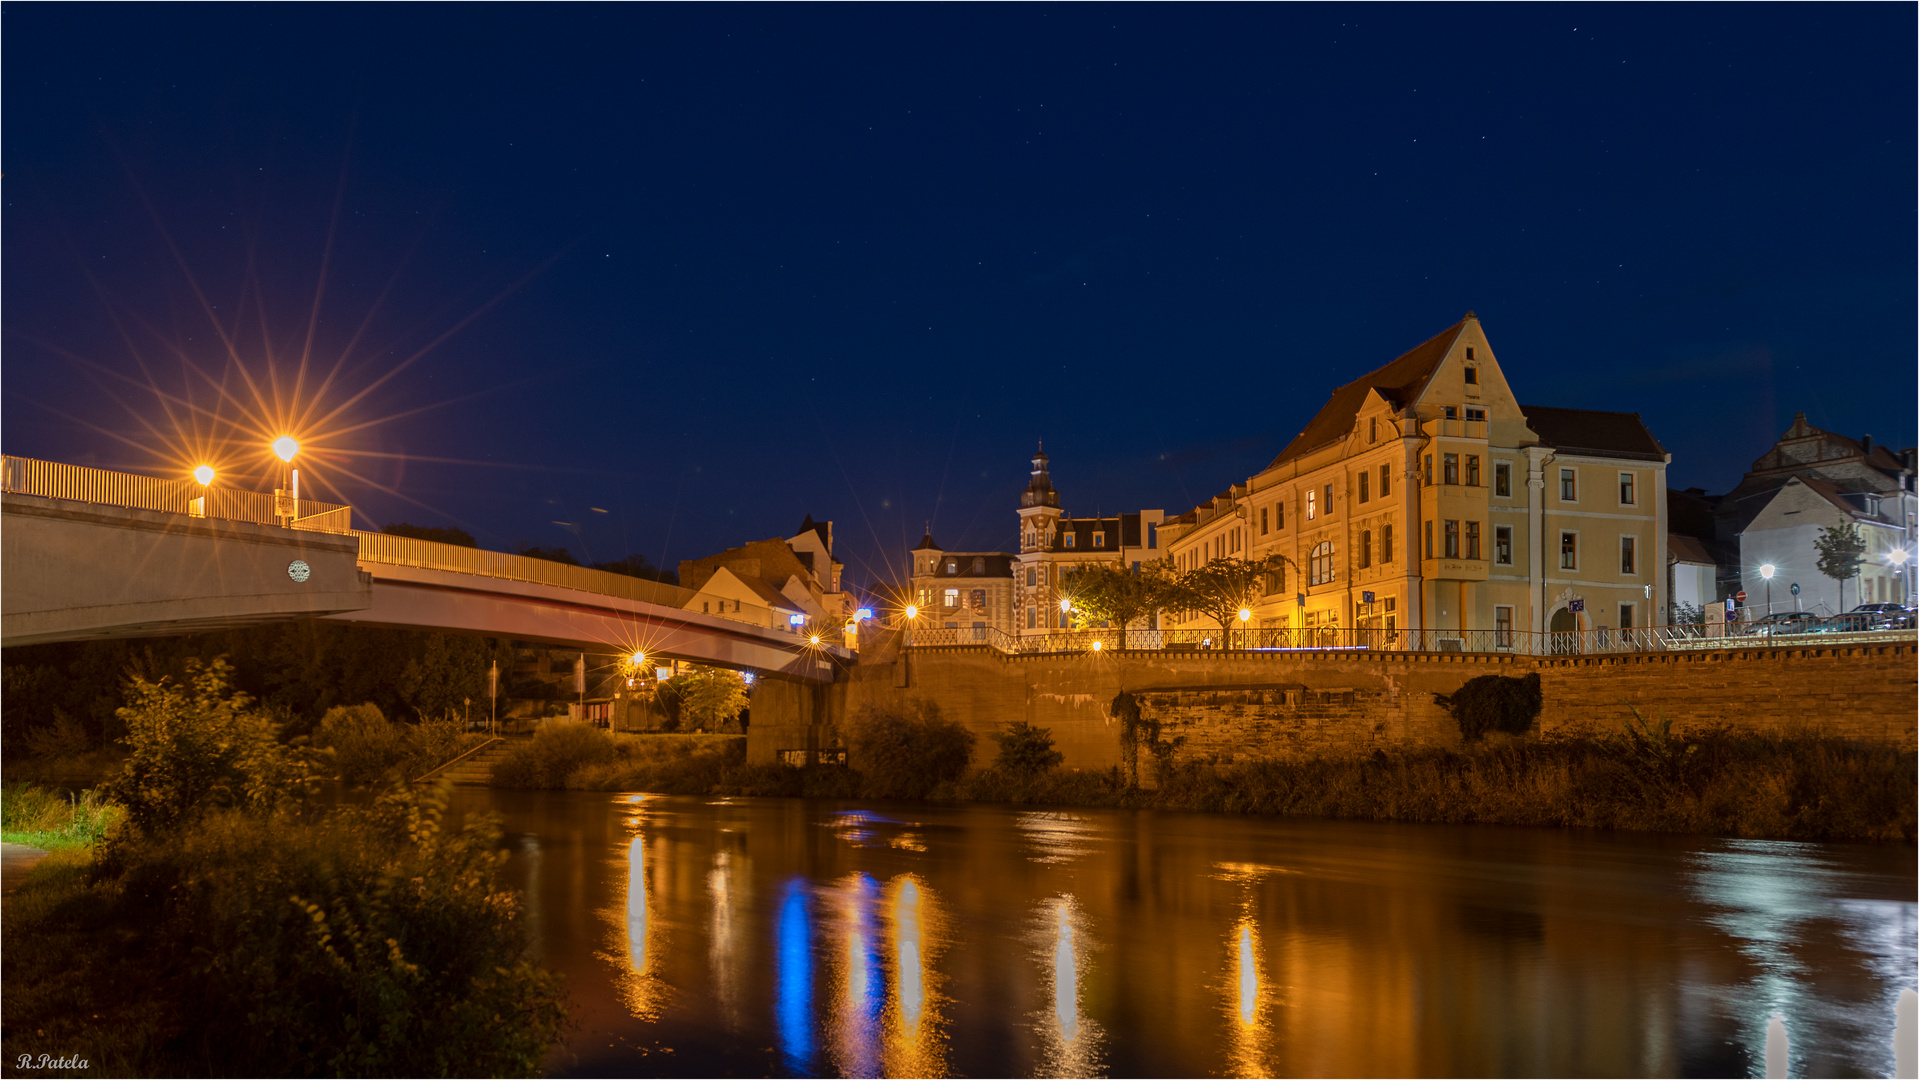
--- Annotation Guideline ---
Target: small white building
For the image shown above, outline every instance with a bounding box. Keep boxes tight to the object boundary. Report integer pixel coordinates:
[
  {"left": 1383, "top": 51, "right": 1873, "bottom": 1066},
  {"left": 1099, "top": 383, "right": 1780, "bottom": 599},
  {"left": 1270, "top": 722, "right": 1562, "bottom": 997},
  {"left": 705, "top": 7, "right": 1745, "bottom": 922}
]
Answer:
[{"left": 1737, "top": 476, "right": 1912, "bottom": 615}]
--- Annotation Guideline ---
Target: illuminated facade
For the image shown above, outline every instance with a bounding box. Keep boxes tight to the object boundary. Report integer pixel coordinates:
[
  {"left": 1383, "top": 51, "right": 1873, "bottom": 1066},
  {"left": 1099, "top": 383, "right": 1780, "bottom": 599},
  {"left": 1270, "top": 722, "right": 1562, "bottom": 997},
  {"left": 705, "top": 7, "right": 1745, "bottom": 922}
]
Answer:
[
  {"left": 1013, "top": 446, "right": 1165, "bottom": 635},
  {"left": 908, "top": 535, "right": 1018, "bottom": 637},
  {"left": 1160, "top": 313, "right": 1670, "bottom": 641}
]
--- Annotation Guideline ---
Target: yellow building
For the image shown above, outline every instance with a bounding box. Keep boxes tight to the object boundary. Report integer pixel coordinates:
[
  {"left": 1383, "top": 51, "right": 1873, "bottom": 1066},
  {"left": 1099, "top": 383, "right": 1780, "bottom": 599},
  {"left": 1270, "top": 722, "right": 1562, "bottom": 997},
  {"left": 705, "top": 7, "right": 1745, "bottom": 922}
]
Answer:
[{"left": 1161, "top": 313, "right": 1669, "bottom": 647}]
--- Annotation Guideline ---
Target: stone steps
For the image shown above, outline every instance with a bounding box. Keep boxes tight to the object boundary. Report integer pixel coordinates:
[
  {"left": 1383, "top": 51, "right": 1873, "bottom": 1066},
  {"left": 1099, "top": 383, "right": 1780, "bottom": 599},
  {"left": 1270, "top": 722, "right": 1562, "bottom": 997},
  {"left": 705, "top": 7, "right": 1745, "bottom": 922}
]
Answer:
[{"left": 417, "top": 737, "right": 519, "bottom": 785}]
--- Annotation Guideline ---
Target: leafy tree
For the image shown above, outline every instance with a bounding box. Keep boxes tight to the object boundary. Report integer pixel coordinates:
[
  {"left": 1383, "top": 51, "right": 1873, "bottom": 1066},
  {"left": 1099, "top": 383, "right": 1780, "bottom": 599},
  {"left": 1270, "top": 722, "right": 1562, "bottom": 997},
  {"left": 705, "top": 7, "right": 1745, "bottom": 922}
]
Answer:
[
  {"left": 1433, "top": 672, "right": 1542, "bottom": 742},
  {"left": 989, "top": 721, "right": 1064, "bottom": 776},
  {"left": 674, "top": 666, "right": 749, "bottom": 732},
  {"left": 1059, "top": 559, "right": 1181, "bottom": 647},
  {"left": 1814, "top": 521, "right": 1867, "bottom": 611},
  {"left": 382, "top": 522, "right": 477, "bottom": 548},
  {"left": 1176, "top": 555, "right": 1286, "bottom": 645},
  {"left": 847, "top": 698, "right": 974, "bottom": 799},
  {"left": 516, "top": 545, "right": 580, "bottom": 565},
  {"left": 103, "top": 657, "right": 326, "bottom": 836},
  {"left": 594, "top": 553, "right": 680, "bottom": 585}
]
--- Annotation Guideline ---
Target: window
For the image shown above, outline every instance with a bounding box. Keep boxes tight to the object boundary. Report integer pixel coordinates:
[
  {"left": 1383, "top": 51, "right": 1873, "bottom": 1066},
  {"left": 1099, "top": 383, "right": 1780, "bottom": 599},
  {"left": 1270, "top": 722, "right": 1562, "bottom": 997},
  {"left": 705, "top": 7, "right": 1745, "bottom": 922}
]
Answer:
[
  {"left": 1560, "top": 532, "right": 1577, "bottom": 570},
  {"left": 1307, "top": 488, "right": 1317, "bottom": 520},
  {"left": 1424, "top": 455, "right": 1434, "bottom": 486},
  {"left": 702, "top": 601, "right": 710, "bottom": 613},
  {"left": 1465, "top": 455, "right": 1480, "bottom": 487},
  {"left": 1495, "top": 525, "right": 1513, "bottom": 565},
  {"left": 1495, "top": 605, "right": 1514, "bottom": 647},
  {"left": 1381, "top": 523, "right": 1394, "bottom": 563},
  {"left": 972, "top": 556, "right": 985, "bottom": 574},
  {"left": 1619, "top": 472, "right": 1637, "bottom": 506},
  {"left": 1380, "top": 463, "right": 1391, "bottom": 497},
  {"left": 1324, "top": 484, "right": 1334, "bottom": 516},
  {"left": 1309, "top": 541, "right": 1336, "bottom": 586},
  {"left": 1444, "top": 520, "right": 1460, "bottom": 558},
  {"left": 1276, "top": 499, "right": 1285, "bottom": 529},
  {"left": 1466, "top": 521, "right": 1481, "bottom": 560},
  {"left": 1358, "top": 471, "right": 1370, "bottom": 503},
  {"left": 1064, "top": 533, "right": 1076, "bottom": 549},
  {"left": 1092, "top": 532, "right": 1105, "bottom": 548},
  {"left": 1494, "top": 461, "right": 1511, "bottom": 498},
  {"left": 1465, "top": 347, "right": 1476, "bottom": 361},
  {"left": 943, "top": 587, "right": 960, "bottom": 607},
  {"left": 1620, "top": 602, "right": 1636, "bottom": 630},
  {"left": 1369, "top": 418, "right": 1378, "bottom": 443},
  {"left": 1443, "top": 454, "right": 1459, "bottom": 485},
  {"left": 1464, "top": 406, "right": 1486, "bottom": 422},
  {"left": 1620, "top": 536, "right": 1636, "bottom": 575},
  {"left": 1465, "top": 365, "right": 1479, "bottom": 385},
  {"left": 1148, "top": 523, "right": 1157, "bottom": 547},
  {"left": 945, "top": 559, "right": 957, "bottom": 574},
  {"left": 1443, "top": 405, "right": 1458, "bottom": 420},
  {"left": 1359, "top": 529, "right": 1372, "bottom": 569},
  {"left": 1267, "top": 561, "right": 1288, "bottom": 594},
  {"left": 1424, "top": 520, "right": 1435, "bottom": 560},
  {"left": 1027, "top": 607, "right": 1036, "bottom": 629},
  {"left": 1260, "top": 506, "right": 1269, "bottom": 534},
  {"left": 970, "top": 589, "right": 986, "bottom": 612},
  {"left": 1560, "top": 468, "right": 1577, "bottom": 502},
  {"left": 1026, "top": 567, "right": 1037, "bottom": 587}
]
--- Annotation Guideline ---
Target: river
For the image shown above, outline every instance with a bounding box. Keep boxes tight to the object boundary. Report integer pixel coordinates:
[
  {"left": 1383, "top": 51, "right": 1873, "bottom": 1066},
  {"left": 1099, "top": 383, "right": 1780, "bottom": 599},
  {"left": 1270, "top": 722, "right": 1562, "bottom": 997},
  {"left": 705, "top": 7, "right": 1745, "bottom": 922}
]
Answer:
[{"left": 446, "top": 788, "right": 1916, "bottom": 1078}]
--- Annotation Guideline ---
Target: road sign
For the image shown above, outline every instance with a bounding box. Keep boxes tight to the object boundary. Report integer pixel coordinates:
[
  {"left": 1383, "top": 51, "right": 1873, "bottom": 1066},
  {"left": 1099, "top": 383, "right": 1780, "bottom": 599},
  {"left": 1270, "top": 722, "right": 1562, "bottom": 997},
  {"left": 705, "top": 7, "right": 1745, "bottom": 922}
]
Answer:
[
  {"left": 1790, "top": 582, "right": 1800, "bottom": 596},
  {"left": 1362, "top": 591, "right": 1376, "bottom": 603},
  {"left": 1567, "top": 598, "right": 1585, "bottom": 612},
  {"left": 1735, "top": 590, "right": 1748, "bottom": 603}
]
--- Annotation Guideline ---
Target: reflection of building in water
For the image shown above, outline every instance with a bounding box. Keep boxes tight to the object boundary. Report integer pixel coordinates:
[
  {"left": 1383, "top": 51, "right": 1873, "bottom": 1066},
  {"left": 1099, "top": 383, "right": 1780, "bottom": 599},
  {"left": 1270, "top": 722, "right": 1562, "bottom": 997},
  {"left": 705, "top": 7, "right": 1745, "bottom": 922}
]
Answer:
[
  {"left": 1032, "top": 894, "right": 1103, "bottom": 1078},
  {"left": 777, "top": 878, "right": 815, "bottom": 1075}
]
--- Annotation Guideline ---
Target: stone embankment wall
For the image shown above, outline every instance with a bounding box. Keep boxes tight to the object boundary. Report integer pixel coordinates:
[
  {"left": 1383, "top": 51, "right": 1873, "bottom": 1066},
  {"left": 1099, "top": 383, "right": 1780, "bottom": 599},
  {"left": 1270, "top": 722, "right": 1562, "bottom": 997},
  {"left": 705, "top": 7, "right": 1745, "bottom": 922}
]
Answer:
[{"left": 746, "top": 628, "right": 1916, "bottom": 768}]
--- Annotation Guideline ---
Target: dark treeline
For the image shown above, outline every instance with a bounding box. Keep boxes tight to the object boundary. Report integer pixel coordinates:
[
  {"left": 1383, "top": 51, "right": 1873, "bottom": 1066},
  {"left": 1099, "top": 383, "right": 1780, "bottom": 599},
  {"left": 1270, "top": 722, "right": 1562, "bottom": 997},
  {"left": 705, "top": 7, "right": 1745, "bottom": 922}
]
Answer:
[
  {"left": 3, "top": 623, "right": 513, "bottom": 751},
  {"left": 382, "top": 522, "right": 680, "bottom": 585}
]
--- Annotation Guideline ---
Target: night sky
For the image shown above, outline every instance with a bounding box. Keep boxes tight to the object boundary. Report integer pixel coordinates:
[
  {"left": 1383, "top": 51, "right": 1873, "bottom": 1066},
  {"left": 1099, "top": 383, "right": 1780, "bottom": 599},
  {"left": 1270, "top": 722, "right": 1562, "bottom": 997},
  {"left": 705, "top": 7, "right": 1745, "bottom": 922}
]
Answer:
[{"left": 6, "top": 5, "right": 1913, "bottom": 590}]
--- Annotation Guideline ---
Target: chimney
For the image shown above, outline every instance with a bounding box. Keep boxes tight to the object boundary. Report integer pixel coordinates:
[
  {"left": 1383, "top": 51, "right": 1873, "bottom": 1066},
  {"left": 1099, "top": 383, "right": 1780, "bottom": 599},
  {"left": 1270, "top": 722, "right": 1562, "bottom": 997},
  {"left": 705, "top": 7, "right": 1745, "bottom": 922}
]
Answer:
[{"left": 1861, "top": 434, "right": 1873, "bottom": 456}]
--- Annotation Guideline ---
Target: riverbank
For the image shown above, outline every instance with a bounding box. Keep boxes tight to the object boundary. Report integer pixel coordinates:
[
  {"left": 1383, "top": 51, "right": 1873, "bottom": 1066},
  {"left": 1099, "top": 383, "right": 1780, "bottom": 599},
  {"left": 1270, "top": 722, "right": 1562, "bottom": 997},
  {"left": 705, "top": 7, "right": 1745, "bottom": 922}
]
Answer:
[{"left": 519, "top": 727, "right": 1915, "bottom": 843}]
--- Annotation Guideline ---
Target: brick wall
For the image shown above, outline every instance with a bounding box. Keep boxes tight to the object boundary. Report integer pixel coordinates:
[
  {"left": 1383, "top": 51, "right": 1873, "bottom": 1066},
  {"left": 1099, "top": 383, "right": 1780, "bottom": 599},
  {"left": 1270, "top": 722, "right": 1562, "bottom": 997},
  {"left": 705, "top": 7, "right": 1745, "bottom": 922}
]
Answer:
[{"left": 745, "top": 630, "right": 1916, "bottom": 767}]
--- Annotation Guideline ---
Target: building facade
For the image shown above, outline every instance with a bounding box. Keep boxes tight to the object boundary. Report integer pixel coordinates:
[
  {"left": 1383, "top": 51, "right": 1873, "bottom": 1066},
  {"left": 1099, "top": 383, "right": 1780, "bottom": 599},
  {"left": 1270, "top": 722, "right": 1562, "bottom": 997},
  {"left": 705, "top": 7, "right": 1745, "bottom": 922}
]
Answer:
[
  {"left": 1160, "top": 313, "right": 1670, "bottom": 643},
  {"left": 908, "top": 535, "right": 1018, "bottom": 638},
  {"left": 1012, "top": 446, "right": 1166, "bottom": 635}
]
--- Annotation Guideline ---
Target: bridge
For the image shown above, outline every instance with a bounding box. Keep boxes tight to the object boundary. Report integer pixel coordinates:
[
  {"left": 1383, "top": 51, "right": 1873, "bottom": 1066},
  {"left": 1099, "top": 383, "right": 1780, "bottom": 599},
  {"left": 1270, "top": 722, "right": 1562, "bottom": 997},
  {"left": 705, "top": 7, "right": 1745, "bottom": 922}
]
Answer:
[{"left": 1, "top": 456, "right": 842, "bottom": 683}]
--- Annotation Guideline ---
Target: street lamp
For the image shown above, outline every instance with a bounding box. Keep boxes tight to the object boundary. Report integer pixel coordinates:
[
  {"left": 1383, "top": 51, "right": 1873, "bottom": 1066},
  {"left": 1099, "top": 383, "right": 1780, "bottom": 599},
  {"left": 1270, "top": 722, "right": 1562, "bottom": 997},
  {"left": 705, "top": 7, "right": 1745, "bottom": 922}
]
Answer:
[
  {"left": 1890, "top": 548, "right": 1910, "bottom": 606},
  {"left": 1759, "top": 563, "right": 1776, "bottom": 616},
  {"left": 272, "top": 436, "right": 300, "bottom": 526},
  {"left": 189, "top": 465, "right": 215, "bottom": 518},
  {"left": 192, "top": 465, "right": 215, "bottom": 486},
  {"left": 904, "top": 604, "right": 919, "bottom": 620},
  {"left": 1237, "top": 607, "right": 1253, "bottom": 650}
]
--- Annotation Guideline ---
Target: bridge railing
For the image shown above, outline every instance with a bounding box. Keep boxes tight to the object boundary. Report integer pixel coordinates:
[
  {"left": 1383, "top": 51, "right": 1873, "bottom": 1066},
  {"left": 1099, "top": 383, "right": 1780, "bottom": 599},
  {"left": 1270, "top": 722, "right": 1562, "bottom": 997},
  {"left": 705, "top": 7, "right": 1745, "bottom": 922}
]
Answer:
[
  {"left": 904, "top": 622, "right": 1916, "bottom": 656},
  {"left": 2, "top": 454, "right": 352, "bottom": 533}
]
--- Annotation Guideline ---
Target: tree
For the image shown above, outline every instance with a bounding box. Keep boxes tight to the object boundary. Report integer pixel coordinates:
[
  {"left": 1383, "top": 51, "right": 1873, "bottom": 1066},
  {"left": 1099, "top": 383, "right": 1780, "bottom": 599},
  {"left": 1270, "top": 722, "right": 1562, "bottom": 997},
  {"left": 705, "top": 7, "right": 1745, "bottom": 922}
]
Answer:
[
  {"left": 847, "top": 699, "right": 974, "bottom": 799},
  {"left": 1059, "top": 559, "right": 1181, "bottom": 648},
  {"left": 674, "top": 666, "right": 749, "bottom": 732},
  {"left": 989, "top": 721, "right": 1063, "bottom": 776},
  {"left": 382, "top": 523, "right": 477, "bottom": 548},
  {"left": 1814, "top": 521, "right": 1867, "bottom": 611},
  {"left": 1176, "top": 555, "right": 1285, "bottom": 646},
  {"left": 516, "top": 545, "right": 580, "bottom": 565},
  {"left": 594, "top": 553, "right": 679, "bottom": 585}
]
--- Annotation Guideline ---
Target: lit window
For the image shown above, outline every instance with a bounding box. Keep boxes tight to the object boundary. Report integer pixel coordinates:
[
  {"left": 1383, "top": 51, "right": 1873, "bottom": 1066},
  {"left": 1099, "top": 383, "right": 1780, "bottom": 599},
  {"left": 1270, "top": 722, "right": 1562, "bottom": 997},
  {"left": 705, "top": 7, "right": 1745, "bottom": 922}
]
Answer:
[
  {"left": 945, "top": 559, "right": 957, "bottom": 574},
  {"left": 943, "top": 587, "right": 960, "bottom": 607},
  {"left": 970, "top": 589, "right": 986, "bottom": 612},
  {"left": 1307, "top": 489, "right": 1317, "bottom": 520}
]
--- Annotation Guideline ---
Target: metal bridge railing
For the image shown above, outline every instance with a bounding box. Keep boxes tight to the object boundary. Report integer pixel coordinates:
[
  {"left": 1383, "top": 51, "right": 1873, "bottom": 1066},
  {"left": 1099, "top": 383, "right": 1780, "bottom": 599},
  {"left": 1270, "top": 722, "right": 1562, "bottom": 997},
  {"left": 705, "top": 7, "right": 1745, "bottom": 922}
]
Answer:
[
  {"left": 2, "top": 454, "right": 353, "bottom": 533},
  {"left": 904, "top": 622, "right": 1916, "bottom": 657}
]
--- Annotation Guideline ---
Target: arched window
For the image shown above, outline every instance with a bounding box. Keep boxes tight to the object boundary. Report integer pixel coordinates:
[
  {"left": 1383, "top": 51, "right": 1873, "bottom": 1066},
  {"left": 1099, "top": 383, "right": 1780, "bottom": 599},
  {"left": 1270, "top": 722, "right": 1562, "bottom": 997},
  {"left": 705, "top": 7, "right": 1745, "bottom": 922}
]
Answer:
[{"left": 1309, "top": 541, "right": 1336, "bottom": 586}]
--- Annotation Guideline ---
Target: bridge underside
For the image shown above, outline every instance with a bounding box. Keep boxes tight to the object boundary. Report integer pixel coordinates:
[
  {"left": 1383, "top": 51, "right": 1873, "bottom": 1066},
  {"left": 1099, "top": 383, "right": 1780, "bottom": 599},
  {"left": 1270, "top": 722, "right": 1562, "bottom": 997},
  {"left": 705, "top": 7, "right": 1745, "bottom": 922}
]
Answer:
[{"left": 327, "top": 564, "right": 837, "bottom": 683}]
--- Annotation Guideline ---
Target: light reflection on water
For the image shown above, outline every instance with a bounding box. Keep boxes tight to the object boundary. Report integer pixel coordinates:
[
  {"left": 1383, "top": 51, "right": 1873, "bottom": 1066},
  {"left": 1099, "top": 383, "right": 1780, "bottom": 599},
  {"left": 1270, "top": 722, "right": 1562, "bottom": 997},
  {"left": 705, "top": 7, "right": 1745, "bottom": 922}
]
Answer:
[{"left": 461, "top": 790, "right": 1915, "bottom": 1078}]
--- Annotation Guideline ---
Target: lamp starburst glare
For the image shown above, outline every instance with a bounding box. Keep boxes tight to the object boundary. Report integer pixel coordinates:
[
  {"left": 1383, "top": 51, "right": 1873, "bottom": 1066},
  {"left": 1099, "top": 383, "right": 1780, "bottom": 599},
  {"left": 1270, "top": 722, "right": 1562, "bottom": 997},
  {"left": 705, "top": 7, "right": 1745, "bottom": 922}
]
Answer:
[{"left": 272, "top": 436, "right": 300, "bottom": 463}]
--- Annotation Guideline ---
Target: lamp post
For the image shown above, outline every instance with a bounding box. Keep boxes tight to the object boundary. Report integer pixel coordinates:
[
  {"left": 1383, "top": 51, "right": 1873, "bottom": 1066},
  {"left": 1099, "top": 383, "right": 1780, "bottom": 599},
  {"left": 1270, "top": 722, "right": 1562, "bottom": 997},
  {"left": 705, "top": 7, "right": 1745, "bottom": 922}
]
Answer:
[
  {"left": 1759, "top": 563, "right": 1775, "bottom": 617},
  {"left": 1891, "top": 549, "right": 1910, "bottom": 607},
  {"left": 271, "top": 436, "right": 300, "bottom": 526},
  {"left": 1237, "top": 606, "right": 1253, "bottom": 651},
  {"left": 190, "top": 465, "right": 214, "bottom": 518}
]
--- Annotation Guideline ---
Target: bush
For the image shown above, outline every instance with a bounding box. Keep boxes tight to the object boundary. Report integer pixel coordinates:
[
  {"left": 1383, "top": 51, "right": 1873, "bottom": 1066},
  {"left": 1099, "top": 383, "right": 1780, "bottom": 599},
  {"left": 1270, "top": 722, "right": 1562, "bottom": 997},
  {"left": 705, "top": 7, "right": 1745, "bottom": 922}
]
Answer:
[
  {"left": 101, "top": 657, "right": 324, "bottom": 837},
  {"left": 568, "top": 735, "right": 745, "bottom": 793},
  {"left": 671, "top": 667, "right": 748, "bottom": 732},
  {"left": 847, "top": 699, "right": 974, "bottom": 800},
  {"left": 490, "top": 722, "right": 618, "bottom": 788},
  {"left": 1, "top": 785, "right": 563, "bottom": 1075},
  {"left": 1436, "top": 672, "right": 1542, "bottom": 741},
  {"left": 989, "top": 721, "right": 1064, "bottom": 776},
  {"left": 315, "top": 703, "right": 407, "bottom": 784},
  {"left": 0, "top": 784, "right": 122, "bottom": 849}
]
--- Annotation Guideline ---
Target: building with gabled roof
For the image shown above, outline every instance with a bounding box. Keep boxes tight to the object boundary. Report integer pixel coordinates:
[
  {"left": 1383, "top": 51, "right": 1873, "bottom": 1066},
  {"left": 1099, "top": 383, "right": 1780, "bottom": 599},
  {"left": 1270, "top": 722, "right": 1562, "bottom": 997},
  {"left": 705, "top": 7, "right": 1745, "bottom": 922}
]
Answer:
[
  {"left": 1011, "top": 445, "right": 1166, "bottom": 636},
  {"left": 1160, "top": 312, "right": 1672, "bottom": 644}
]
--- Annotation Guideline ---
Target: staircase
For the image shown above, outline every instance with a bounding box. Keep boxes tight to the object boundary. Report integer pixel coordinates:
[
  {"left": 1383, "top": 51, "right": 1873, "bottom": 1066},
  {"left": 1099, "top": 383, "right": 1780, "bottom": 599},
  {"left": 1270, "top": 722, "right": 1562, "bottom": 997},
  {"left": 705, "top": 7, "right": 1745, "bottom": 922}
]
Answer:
[{"left": 415, "top": 737, "right": 517, "bottom": 785}]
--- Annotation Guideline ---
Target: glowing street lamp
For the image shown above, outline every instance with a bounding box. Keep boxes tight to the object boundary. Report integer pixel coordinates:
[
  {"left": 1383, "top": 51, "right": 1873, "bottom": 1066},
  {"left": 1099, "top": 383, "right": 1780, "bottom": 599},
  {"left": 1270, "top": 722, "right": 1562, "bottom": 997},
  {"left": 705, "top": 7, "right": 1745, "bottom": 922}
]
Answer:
[
  {"left": 272, "top": 436, "right": 301, "bottom": 526},
  {"left": 1890, "top": 549, "right": 1910, "bottom": 606},
  {"left": 1759, "top": 563, "right": 1776, "bottom": 615},
  {"left": 192, "top": 465, "right": 215, "bottom": 486},
  {"left": 188, "top": 464, "right": 215, "bottom": 519},
  {"left": 1237, "top": 606, "right": 1254, "bottom": 651},
  {"left": 904, "top": 604, "right": 919, "bottom": 620}
]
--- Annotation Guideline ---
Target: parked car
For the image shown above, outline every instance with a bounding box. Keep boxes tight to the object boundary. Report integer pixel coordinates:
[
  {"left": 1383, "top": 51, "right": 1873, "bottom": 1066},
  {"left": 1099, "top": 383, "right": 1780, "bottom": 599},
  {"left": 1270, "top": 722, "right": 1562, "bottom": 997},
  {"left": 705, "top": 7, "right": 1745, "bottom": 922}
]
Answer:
[
  {"left": 1743, "top": 611, "right": 1816, "bottom": 637},
  {"left": 1824, "top": 603, "right": 1917, "bottom": 631}
]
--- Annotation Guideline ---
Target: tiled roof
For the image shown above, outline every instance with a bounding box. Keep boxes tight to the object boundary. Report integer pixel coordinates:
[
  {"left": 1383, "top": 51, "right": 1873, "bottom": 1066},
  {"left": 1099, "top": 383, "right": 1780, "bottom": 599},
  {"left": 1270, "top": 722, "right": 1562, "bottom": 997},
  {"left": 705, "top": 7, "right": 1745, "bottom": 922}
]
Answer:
[
  {"left": 1521, "top": 405, "right": 1668, "bottom": 461},
  {"left": 1267, "top": 316, "right": 1471, "bottom": 469},
  {"left": 1667, "top": 533, "right": 1718, "bottom": 566},
  {"left": 913, "top": 532, "right": 942, "bottom": 551}
]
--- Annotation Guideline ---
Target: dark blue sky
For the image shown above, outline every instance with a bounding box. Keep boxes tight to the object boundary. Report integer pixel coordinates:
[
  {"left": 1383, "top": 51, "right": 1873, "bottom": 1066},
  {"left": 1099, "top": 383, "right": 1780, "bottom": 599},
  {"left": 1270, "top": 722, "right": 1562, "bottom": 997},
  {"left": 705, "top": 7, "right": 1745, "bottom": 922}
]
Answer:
[{"left": 6, "top": 5, "right": 1913, "bottom": 588}]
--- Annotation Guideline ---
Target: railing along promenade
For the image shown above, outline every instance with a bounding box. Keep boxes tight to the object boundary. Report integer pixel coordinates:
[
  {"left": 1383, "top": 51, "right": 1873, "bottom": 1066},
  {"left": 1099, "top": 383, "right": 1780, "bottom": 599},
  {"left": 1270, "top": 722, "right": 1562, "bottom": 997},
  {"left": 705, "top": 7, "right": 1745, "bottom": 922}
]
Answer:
[
  {"left": 2, "top": 454, "right": 817, "bottom": 638},
  {"left": 904, "top": 622, "right": 1917, "bottom": 658}
]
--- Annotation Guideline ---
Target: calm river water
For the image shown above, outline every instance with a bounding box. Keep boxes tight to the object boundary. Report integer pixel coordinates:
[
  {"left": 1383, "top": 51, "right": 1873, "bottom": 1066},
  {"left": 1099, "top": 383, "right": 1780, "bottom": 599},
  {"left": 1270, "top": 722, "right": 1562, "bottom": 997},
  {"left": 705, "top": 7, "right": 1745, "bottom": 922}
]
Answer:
[{"left": 446, "top": 788, "right": 1916, "bottom": 1078}]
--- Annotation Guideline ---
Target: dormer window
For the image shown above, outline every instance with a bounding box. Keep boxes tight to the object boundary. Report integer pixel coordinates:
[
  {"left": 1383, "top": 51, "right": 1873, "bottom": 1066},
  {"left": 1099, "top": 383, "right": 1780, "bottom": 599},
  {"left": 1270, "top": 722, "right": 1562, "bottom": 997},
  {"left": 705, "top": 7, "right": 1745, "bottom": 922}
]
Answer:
[
  {"left": 944, "top": 559, "right": 957, "bottom": 574},
  {"left": 1064, "top": 534, "right": 1076, "bottom": 549},
  {"left": 1369, "top": 418, "right": 1378, "bottom": 443},
  {"left": 1093, "top": 532, "right": 1105, "bottom": 548},
  {"left": 971, "top": 557, "right": 985, "bottom": 573}
]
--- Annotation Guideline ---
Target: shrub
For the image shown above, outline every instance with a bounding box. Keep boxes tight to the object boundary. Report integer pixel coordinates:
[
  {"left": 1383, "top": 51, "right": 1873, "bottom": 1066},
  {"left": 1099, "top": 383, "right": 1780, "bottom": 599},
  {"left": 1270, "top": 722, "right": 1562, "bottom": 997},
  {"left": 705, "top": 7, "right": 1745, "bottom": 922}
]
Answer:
[
  {"left": 315, "top": 702, "right": 407, "bottom": 784},
  {"left": 1436, "top": 672, "right": 1543, "bottom": 741},
  {"left": 673, "top": 667, "right": 748, "bottom": 732},
  {"left": 989, "top": 721, "right": 1064, "bottom": 777},
  {"left": 490, "top": 722, "right": 618, "bottom": 788},
  {"left": 101, "top": 657, "right": 324, "bottom": 837},
  {"left": 0, "top": 784, "right": 122, "bottom": 849},
  {"left": 847, "top": 699, "right": 974, "bottom": 800},
  {"left": 568, "top": 735, "right": 744, "bottom": 793},
  {"left": 1, "top": 784, "right": 563, "bottom": 1075}
]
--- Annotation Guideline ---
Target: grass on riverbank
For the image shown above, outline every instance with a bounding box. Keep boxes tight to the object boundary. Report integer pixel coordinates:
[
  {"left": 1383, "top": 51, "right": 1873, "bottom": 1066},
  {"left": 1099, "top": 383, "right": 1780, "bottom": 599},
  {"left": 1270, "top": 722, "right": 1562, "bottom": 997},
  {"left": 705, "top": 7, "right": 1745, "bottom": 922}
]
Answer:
[{"left": 0, "top": 784, "right": 122, "bottom": 849}]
